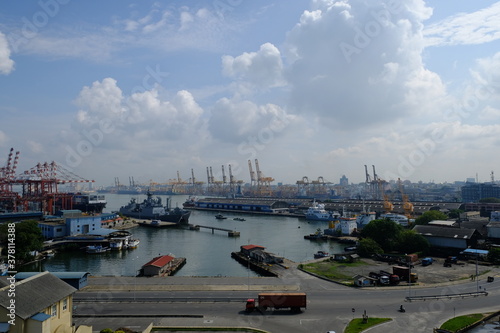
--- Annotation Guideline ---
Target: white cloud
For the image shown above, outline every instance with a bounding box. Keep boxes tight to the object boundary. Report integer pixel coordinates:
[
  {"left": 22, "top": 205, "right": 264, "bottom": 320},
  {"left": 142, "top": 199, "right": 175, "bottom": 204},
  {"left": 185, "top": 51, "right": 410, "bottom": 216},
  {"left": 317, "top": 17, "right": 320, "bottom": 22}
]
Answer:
[
  {"left": 208, "top": 97, "right": 294, "bottom": 142},
  {"left": 282, "top": 0, "right": 445, "bottom": 129},
  {"left": 479, "top": 105, "right": 500, "bottom": 120},
  {"left": 0, "top": 32, "right": 15, "bottom": 75},
  {"left": 424, "top": 2, "right": 500, "bottom": 47},
  {"left": 222, "top": 43, "right": 285, "bottom": 90}
]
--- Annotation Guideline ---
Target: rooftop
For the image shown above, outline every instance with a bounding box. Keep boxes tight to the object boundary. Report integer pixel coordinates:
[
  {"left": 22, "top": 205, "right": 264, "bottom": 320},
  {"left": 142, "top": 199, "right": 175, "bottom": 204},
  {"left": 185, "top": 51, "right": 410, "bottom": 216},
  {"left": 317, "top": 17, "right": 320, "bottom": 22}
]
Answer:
[{"left": 0, "top": 272, "right": 76, "bottom": 320}]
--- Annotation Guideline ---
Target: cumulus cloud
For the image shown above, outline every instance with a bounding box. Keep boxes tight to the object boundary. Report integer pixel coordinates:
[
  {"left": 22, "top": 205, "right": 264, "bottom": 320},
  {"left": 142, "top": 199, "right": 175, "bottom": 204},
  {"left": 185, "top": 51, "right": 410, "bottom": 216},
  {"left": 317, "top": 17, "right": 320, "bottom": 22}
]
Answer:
[
  {"left": 282, "top": 0, "right": 446, "bottom": 129},
  {"left": 424, "top": 2, "right": 500, "bottom": 47},
  {"left": 222, "top": 43, "right": 285, "bottom": 89},
  {"left": 208, "top": 98, "right": 294, "bottom": 142},
  {"left": 0, "top": 32, "right": 15, "bottom": 75},
  {"left": 73, "top": 78, "right": 206, "bottom": 147}
]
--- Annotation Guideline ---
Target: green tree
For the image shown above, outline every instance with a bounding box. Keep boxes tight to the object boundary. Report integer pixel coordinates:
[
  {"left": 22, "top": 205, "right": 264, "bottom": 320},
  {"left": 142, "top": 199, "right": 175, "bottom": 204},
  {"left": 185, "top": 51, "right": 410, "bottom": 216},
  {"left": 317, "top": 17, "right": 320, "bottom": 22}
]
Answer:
[
  {"left": 357, "top": 238, "right": 383, "bottom": 258},
  {"left": 396, "top": 230, "right": 430, "bottom": 254},
  {"left": 414, "top": 210, "right": 448, "bottom": 225},
  {"left": 0, "top": 220, "right": 44, "bottom": 264},
  {"left": 360, "top": 219, "right": 403, "bottom": 252},
  {"left": 487, "top": 248, "right": 500, "bottom": 264},
  {"left": 448, "top": 209, "right": 464, "bottom": 219},
  {"left": 479, "top": 197, "right": 500, "bottom": 203}
]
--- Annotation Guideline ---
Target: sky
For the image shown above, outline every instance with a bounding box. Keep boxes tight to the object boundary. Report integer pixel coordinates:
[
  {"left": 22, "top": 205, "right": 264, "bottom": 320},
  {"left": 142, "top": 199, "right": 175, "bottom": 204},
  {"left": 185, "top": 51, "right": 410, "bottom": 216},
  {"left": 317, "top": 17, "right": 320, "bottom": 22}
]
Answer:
[{"left": 1, "top": 0, "right": 500, "bottom": 187}]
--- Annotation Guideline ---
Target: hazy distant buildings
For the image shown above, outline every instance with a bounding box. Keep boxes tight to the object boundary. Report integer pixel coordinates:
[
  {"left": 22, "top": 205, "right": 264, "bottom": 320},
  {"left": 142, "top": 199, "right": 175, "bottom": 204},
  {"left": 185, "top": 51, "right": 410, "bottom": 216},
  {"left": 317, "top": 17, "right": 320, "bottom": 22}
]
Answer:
[
  {"left": 461, "top": 182, "right": 500, "bottom": 202},
  {"left": 339, "top": 175, "right": 349, "bottom": 186}
]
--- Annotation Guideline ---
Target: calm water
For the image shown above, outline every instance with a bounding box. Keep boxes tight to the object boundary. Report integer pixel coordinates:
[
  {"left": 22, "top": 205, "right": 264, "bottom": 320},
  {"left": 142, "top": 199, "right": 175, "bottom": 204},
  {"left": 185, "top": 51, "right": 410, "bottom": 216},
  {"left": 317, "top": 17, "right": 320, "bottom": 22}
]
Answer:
[{"left": 24, "top": 194, "right": 345, "bottom": 277}]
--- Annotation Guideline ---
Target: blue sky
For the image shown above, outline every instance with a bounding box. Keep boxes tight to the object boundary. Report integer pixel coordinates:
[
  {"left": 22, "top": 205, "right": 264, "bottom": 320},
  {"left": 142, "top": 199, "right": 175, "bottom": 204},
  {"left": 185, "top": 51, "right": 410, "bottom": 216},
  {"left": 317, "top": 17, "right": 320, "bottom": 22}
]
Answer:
[{"left": 1, "top": 0, "right": 500, "bottom": 187}]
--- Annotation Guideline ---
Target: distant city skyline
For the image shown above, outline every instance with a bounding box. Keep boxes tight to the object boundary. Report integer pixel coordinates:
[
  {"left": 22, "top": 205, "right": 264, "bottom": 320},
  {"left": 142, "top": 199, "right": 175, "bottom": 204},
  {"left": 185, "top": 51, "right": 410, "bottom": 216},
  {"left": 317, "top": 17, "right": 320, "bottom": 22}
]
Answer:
[{"left": 1, "top": 1, "right": 500, "bottom": 186}]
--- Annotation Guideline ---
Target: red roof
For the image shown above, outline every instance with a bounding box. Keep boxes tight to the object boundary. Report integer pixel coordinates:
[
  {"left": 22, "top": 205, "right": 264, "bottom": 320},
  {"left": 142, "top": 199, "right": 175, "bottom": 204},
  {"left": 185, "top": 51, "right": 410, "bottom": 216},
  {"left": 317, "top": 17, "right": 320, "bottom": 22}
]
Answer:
[
  {"left": 142, "top": 255, "right": 174, "bottom": 268},
  {"left": 241, "top": 244, "right": 265, "bottom": 251}
]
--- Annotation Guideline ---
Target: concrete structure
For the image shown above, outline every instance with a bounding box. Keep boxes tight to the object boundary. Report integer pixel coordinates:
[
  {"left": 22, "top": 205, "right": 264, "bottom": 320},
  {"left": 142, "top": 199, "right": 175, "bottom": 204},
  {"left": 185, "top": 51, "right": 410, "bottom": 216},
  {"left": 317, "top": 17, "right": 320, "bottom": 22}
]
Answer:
[
  {"left": 38, "top": 212, "right": 120, "bottom": 239},
  {"left": 0, "top": 272, "right": 77, "bottom": 333},
  {"left": 15, "top": 272, "right": 91, "bottom": 290},
  {"left": 141, "top": 255, "right": 175, "bottom": 277},
  {"left": 353, "top": 275, "right": 377, "bottom": 287},
  {"left": 461, "top": 182, "right": 500, "bottom": 202},
  {"left": 487, "top": 221, "right": 500, "bottom": 240},
  {"left": 413, "top": 225, "right": 481, "bottom": 249},
  {"left": 338, "top": 218, "right": 357, "bottom": 235}
]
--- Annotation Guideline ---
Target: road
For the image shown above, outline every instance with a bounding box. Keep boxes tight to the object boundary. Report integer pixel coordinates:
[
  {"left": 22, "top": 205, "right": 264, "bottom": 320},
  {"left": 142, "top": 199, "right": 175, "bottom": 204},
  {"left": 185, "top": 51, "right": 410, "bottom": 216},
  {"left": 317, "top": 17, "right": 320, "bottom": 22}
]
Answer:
[{"left": 73, "top": 267, "right": 500, "bottom": 333}]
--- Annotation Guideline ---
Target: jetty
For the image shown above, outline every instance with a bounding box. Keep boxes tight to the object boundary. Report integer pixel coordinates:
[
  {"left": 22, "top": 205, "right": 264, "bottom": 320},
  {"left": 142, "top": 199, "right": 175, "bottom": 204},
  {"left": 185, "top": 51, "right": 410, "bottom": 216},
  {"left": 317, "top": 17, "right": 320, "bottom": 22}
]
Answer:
[
  {"left": 189, "top": 224, "right": 240, "bottom": 237},
  {"left": 138, "top": 220, "right": 178, "bottom": 228}
]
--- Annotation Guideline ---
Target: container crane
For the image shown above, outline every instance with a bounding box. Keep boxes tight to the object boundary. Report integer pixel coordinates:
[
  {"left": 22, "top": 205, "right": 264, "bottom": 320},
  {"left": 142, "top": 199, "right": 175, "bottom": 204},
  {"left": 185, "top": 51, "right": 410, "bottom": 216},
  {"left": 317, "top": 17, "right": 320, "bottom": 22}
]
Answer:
[
  {"left": 398, "top": 178, "right": 414, "bottom": 218},
  {"left": 248, "top": 160, "right": 257, "bottom": 187}
]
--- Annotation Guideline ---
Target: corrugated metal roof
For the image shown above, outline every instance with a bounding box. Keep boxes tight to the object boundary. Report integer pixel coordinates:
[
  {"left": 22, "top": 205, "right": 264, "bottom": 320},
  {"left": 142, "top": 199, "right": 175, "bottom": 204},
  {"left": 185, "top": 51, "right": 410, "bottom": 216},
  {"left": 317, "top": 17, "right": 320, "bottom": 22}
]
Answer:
[
  {"left": 15, "top": 271, "right": 90, "bottom": 280},
  {"left": 413, "top": 225, "right": 477, "bottom": 239},
  {"left": 0, "top": 272, "right": 76, "bottom": 320},
  {"left": 142, "top": 255, "right": 174, "bottom": 268}
]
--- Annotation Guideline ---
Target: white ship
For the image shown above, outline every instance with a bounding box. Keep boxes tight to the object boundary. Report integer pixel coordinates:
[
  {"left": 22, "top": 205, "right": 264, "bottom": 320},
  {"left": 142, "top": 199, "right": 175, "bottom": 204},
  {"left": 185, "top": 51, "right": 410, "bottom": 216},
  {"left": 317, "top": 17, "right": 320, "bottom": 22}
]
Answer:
[
  {"left": 380, "top": 213, "right": 409, "bottom": 226},
  {"left": 305, "top": 201, "right": 340, "bottom": 221}
]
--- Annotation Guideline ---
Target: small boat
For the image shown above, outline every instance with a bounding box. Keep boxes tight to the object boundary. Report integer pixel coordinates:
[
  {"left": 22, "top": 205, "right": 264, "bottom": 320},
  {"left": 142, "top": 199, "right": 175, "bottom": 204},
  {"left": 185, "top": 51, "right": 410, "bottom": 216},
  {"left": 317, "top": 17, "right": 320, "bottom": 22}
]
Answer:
[
  {"left": 44, "top": 250, "right": 56, "bottom": 258},
  {"left": 86, "top": 245, "right": 110, "bottom": 254},
  {"left": 215, "top": 214, "right": 227, "bottom": 220},
  {"left": 304, "top": 228, "right": 327, "bottom": 240},
  {"left": 127, "top": 239, "right": 140, "bottom": 249},
  {"left": 314, "top": 251, "right": 329, "bottom": 259},
  {"left": 233, "top": 217, "right": 246, "bottom": 221},
  {"left": 109, "top": 238, "right": 124, "bottom": 250}
]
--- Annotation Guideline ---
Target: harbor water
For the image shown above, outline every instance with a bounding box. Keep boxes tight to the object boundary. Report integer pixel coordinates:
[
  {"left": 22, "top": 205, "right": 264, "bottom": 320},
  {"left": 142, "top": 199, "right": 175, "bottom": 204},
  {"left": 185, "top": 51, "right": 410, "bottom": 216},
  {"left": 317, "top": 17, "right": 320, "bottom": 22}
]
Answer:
[{"left": 24, "top": 194, "right": 346, "bottom": 277}]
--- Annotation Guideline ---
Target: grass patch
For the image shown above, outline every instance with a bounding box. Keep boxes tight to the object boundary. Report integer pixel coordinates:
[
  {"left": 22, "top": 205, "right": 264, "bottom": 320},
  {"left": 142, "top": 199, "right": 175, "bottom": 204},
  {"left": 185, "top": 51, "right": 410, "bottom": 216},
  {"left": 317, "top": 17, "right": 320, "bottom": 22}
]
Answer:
[
  {"left": 344, "top": 318, "right": 391, "bottom": 333},
  {"left": 300, "top": 259, "right": 368, "bottom": 280},
  {"left": 440, "top": 314, "right": 484, "bottom": 332}
]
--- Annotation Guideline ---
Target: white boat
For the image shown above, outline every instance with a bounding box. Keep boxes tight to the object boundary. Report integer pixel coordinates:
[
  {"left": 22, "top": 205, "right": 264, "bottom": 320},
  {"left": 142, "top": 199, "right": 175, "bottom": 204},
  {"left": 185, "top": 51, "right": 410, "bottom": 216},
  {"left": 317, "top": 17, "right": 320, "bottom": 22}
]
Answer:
[
  {"left": 109, "top": 238, "right": 124, "bottom": 250},
  {"left": 127, "top": 239, "right": 140, "bottom": 249},
  {"left": 380, "top": 213, "right": 409, "bottom": 226},
  {"left": 86, "top": 245, "right": 110, "bottom": 254},
  {"left": 305, "top": 201, "right": 340, "bottom": 221}
]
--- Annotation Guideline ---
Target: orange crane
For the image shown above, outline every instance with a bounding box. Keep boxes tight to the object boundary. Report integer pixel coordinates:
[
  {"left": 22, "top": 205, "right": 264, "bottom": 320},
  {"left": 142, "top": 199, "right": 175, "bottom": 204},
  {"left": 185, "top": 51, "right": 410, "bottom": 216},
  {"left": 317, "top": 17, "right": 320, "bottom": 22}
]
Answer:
[{"left": 398, "top": 178, "right": 414, "bottom": 218}]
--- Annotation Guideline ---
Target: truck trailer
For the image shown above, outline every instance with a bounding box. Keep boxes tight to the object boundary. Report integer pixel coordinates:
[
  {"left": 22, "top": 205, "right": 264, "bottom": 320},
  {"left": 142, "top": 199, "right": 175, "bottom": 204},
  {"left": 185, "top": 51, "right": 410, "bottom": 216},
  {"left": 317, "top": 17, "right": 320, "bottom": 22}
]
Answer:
[
  {"left": 246, "top": 292, "right": 307, "bottom": 312},
  {"left": 393, "top": 265, "right": 418, "bottom": 283}
]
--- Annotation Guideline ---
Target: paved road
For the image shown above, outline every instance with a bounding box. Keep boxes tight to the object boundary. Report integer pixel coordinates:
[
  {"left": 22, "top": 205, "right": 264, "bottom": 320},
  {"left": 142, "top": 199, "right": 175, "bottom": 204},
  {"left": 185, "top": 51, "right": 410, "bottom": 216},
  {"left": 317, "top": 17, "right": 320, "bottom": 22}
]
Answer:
[{"left": 74, "top": 267, "right": 500, "bottom": 333}]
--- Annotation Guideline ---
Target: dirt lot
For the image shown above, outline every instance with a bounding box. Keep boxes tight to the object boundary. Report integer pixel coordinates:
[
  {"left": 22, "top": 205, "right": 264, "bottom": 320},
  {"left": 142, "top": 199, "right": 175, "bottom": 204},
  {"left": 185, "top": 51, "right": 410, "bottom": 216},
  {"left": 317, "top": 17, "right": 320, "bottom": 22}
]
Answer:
[{"left": 301, "top": 256, "right": 500, "bottom": 287}]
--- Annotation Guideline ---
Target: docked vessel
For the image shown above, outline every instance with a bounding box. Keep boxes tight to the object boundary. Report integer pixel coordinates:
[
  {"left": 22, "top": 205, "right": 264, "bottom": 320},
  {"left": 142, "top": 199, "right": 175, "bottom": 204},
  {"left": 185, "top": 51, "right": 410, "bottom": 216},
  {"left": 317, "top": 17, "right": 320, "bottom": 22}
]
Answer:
[
  {"left": 305, "top": 201, "right": 340, "bottom": 221},
  {"left": 119, "top": 191, "right": 190, "bottom": 224},
  {"left": 380, "top": 213, "right": 409, "bottom": 226},
  {"left": 86, "top": 245, "right": 110, "bottom": 254},
  {"left": 71, "top": 193, "right": 107, "bottom": 213}
]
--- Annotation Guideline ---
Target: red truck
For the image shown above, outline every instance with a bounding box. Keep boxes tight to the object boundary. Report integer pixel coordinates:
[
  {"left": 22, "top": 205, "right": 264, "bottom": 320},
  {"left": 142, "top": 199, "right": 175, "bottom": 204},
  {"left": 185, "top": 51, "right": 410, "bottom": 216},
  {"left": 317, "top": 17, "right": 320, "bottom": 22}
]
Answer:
[
  {"left": 393, "top": 266, "right": 418, "bottom": 283},
  {"left": 245, "top": 292, "right": 307, "bottom": 312}
]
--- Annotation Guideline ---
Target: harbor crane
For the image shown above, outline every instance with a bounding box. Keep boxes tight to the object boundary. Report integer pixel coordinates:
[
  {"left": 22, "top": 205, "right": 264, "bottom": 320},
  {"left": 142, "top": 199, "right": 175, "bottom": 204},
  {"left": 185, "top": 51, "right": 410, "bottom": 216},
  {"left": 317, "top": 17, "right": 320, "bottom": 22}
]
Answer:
[
  {"left": 398, "top": 178, "right": 414, "bottom": 218},
  {"left": 0, "top": 148, "right": 21, "bottom": 211},
  {"left": 228, "top": 164, "right": 243, "bottom": 193},
  {"left": 248, "top": 160, "right": 257, "bottom": 187},
  {"left": 254, "top": 159, "right": 274, "bottom": 196}
]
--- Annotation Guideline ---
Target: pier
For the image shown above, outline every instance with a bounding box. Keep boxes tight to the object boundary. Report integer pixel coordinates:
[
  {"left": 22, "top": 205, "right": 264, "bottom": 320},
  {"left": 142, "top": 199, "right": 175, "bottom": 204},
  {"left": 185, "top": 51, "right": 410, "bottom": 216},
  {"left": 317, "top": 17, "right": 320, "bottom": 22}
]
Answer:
[{"left": 190, "top": 224, "right": 240, "bottom": 237}]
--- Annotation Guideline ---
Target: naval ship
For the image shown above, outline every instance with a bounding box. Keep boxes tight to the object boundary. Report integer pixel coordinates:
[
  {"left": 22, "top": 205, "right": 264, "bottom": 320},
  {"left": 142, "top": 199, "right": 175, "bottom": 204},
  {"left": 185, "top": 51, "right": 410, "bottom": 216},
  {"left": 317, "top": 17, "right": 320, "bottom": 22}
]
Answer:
[{"left": 119, "top": 191, "right": 190, "bottom": 224}]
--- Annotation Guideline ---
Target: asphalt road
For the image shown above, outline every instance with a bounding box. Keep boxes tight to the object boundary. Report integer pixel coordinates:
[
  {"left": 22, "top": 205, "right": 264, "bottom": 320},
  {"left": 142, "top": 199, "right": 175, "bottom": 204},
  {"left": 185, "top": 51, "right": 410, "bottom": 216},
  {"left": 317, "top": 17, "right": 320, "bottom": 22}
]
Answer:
[{"left": 73, "top": 268, "right": 500, "bottom": 333}]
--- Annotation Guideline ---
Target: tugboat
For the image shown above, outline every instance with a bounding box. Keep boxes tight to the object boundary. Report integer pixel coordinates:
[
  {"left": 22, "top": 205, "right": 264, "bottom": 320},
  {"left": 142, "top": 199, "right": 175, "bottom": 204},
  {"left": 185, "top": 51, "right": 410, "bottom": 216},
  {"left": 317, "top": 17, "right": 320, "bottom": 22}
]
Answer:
[{"left": 119, "top": 191, "right": 190, "bottom": 224}]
